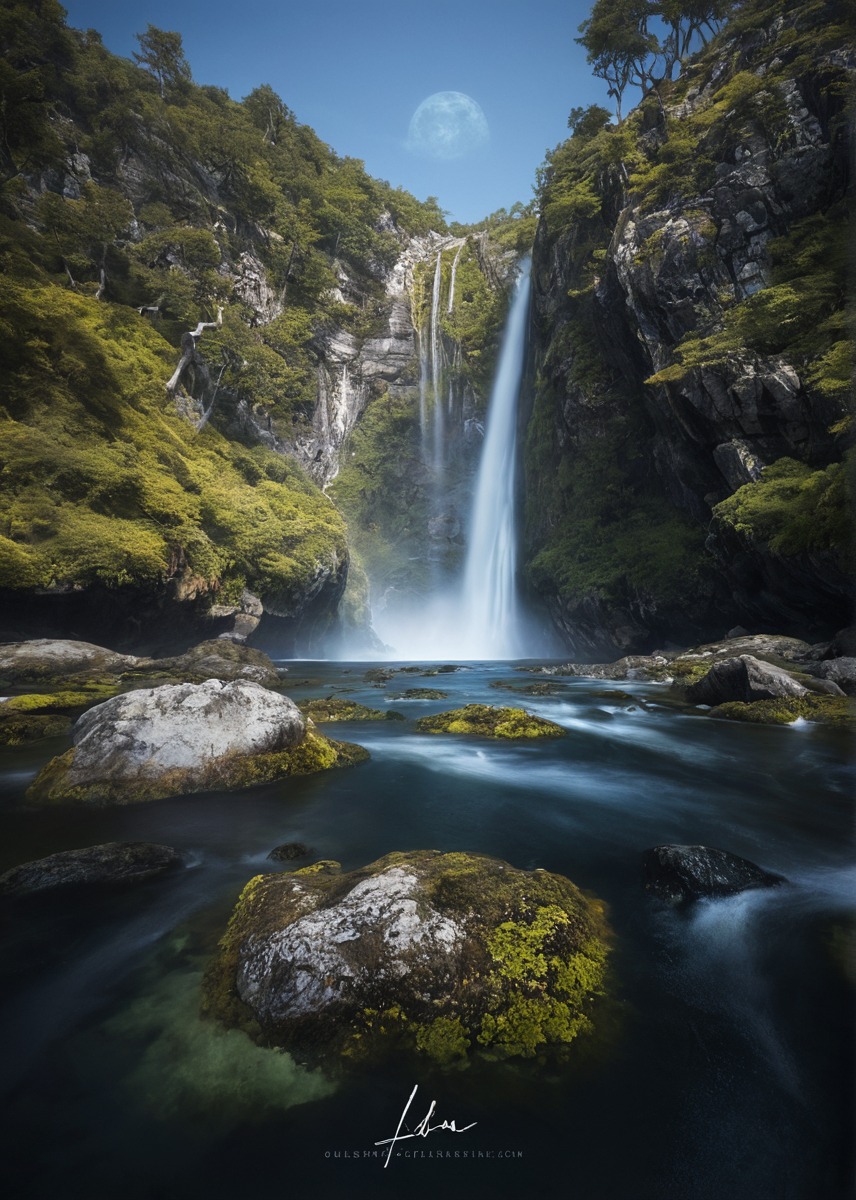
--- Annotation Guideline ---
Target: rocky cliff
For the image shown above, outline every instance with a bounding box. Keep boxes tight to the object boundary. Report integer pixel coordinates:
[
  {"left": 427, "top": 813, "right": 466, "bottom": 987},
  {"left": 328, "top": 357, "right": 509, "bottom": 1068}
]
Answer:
[
  {"left": 0, "top": 5, "right": 455, "bottom": 654},
  {"left": 525, "top": 0, "right": 852, "bottom": 656}
]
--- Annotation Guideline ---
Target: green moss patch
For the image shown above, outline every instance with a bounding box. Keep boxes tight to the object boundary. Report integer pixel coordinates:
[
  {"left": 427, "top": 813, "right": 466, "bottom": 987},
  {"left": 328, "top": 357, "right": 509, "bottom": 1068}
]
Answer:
[
  {"left": 299, "top": 697, "right": 402, "bottom": 722},
  {"left": 711, "top": 694, "right": 854, "bottom": 727},
  {"left": 415, "top": 703, "right": 566, "bottom": 739}
]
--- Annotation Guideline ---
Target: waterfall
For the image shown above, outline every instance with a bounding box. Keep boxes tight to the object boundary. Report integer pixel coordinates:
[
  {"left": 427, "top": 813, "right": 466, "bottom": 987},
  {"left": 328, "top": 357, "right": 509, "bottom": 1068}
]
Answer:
[
  {"left": 368, "top": 255, "right": 539, "bottom": 661},
  {"left": 456, "top": 258, "right": 532, "bottom": 658},
  {"left": 447, "top": 243, "right": 463, "bottom": 313},
  {"left": 429, "top": 252, "right": 444, "bottom": 473}
]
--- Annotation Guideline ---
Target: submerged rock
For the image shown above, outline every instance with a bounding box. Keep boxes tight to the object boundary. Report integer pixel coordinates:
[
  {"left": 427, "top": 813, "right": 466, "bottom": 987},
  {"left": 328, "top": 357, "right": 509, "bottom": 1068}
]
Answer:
[
  {"left": 27, "top": 680, "right": 368, "bottom": 805},
  {"left": 203, "top": 850, "right": 612, "bottom": 1066},
  {"left": 267, "top": 842, "right": 310, "bottom": 862},
  {"left": 643, "top": 844, "right": 785, "bottom": 903},
  {"left": 389, "top": 687, "right": 449, "bottom": 700},
  {"left": 415, "top": 704, "right": 567, "bottom": 739},
  {"left": 686, "top": 655, "right": 808, "bottom": 705},
  {"left": 0, "top": 842, "right": 183, "bottom": 897}
]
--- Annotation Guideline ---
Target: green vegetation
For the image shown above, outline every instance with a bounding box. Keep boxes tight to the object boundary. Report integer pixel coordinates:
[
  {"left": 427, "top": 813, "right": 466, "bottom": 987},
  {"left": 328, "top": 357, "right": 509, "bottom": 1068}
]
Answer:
[
  {"left": 0, "top": 2, "right": 449, "bottom": 621},
  {"left": 711, "top": 694, "right": 854, "bottom": 727},
  {"left": 299, "top": 697, "right": 403, "bottom": 722},
  {"left": 712, "top": 458, "right": 851, "bottom": 562},
  {"left": 0, "top": 279, "right": 346, "bottom": 604},
  {"left": 415, "top": 704, "right": 567, "bottom": 739},
  {"left": 527, "top": 0, "right": 852, "bottom": 629}
]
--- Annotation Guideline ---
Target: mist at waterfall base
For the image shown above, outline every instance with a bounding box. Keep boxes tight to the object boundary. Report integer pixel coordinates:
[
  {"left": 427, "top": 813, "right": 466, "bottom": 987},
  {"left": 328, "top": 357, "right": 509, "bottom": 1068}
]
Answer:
[{"left": 369, "top": 256, "right": 557, "bottom": 661}]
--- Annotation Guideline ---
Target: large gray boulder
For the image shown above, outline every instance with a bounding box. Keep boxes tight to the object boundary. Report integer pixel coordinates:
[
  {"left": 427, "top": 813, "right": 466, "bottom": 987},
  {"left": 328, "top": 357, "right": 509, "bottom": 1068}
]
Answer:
[
  {"left": 815, "top": 657, "right": 856, "bottom": 697},
  {"left": 203, "top": 850, "right": 612, "bottom": 1067},
  {"left": 0, "top": 639, "right": 138, "bottom": 683},
  {"left": 27, "top": 680, "right": 367, "bottom": 805},
  {"left": 643, "top": 844, "right": 786, "bottom": 903},
  {"left": 0, "top": 842, "right": 183, "bottom": 898},
  {"left": 686, "top": 654, "right": 808, "bottom": 705}
]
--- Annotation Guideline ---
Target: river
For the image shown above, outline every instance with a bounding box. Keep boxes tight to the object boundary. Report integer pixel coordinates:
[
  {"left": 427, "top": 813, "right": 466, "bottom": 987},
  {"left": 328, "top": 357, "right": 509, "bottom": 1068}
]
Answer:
[{"left": 1, "top": 659, "right": 853, "bottom": 1199}]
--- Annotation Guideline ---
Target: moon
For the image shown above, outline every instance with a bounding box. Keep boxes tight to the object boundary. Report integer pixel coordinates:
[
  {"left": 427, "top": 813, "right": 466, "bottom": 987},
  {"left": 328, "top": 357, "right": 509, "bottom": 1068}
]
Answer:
[{"left": 406, "top": 92, "right": 490, "bottom": 161}]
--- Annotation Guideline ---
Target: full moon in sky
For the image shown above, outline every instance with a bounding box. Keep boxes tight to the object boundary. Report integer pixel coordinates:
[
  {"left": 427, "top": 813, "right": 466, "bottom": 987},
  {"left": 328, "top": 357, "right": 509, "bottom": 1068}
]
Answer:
[{"left": 406, "top": 92, "right": 490, "bottom": 160}]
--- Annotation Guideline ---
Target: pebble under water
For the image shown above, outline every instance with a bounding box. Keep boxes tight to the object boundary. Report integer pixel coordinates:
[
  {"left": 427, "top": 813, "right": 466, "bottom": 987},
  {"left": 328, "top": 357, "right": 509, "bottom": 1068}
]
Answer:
[{"left": 0, "top": 660, "right": 853, "bottom": 1200}]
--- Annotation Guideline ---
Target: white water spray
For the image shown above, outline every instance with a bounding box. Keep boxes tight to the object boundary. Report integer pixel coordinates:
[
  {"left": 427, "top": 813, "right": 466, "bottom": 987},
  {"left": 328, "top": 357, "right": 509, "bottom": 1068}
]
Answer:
[{"left": 456, "top": 257, "right": 531, "bottom": 657}]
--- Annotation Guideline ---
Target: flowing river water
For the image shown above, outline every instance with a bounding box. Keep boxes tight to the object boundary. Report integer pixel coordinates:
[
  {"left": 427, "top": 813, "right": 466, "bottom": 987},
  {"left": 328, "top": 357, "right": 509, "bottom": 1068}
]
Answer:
[{"left": 1, "top": 659, "right": 853, "bottom": 1199}]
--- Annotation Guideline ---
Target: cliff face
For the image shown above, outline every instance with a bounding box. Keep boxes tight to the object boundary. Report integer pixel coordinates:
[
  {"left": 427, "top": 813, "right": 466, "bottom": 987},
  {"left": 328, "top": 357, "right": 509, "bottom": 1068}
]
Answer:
[
  {"left": 526, "top": 0, "right": 852, "bottom": 657},
  {"left": 0, "top": 5, "right": 452, "bottom": 654}
]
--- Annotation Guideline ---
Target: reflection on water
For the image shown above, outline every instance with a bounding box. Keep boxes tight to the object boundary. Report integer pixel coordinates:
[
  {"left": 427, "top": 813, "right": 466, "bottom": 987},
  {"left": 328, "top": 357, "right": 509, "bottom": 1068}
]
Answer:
[{"left": 0, "top": 660, "right": 853, "bottom": 1199}]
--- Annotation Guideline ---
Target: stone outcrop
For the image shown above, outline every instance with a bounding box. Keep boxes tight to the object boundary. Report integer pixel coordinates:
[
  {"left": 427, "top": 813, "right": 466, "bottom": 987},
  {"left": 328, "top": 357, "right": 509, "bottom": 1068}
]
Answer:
[
  {"left": 203, "top": 850, "right": 612, "bottom": 1066},
  {"left": 0, "top": 842, "right": 183, "bottom": 897},
  {"left": 0, "top": 639, "right": 139, "bottom": 683},
  {"left": 525, "top": 7, "right": 852, "bottom": 654},
  {"left": 27, "top": 679, "right": 367, "bottom": 804},
  {"left": 643, "top": 844, "right": 785, "bottom": 903},
  {"left": 686, "top": 654, "right": 809, "bottom": 705}
]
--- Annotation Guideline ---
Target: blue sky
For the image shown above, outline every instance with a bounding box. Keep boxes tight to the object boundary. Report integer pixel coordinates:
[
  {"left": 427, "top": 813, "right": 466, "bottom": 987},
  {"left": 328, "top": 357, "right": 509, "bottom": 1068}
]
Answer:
[{"left": 61, "top": 0, "right": 611, "bottom": 224}]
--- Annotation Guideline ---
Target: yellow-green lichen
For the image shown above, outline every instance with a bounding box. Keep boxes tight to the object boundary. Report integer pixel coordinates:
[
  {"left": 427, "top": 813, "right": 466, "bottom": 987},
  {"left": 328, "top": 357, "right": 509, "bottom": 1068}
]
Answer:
[
  {"left": 299, "top": 698, "right": 403, "bottom": 723},
  {"left": 711, "top": 694, "right": 855, "bottom": 727},
  {"left": 415, "top": 704, "right": 566, "bottom": 739}
]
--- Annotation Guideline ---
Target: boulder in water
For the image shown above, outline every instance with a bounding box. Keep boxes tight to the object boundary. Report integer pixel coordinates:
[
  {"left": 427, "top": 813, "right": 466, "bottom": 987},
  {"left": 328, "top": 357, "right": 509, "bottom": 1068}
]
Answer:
[
  {"left": 643, "top": 844, "right": 786, "bottom": 903},
  {"left": 0, "top": 639, "right": 138, "bottom": 684},
  {"left": 685, "top": 655, "right": 807, "bottom": 705},
  {"left": 415, "top": 704, "right": 566, "bottom": 739},
  {"left": 267, "top": 842, "right": 311, "bottom": 862},
  {"left": 0, "top": 841, "right": 183, "bottom": 898},
  {"left": 27, "top": 679, "right": 368, "bottom": 805},
  {"left": 203, "top": 850, "right": 612, "bottom": 1066}
]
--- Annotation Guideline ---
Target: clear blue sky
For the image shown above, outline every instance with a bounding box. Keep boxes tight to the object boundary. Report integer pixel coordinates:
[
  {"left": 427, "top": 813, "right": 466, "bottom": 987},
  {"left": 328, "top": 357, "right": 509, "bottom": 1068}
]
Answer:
[{"left": 61, "top": 0, "right": 611, "bottom": 224}]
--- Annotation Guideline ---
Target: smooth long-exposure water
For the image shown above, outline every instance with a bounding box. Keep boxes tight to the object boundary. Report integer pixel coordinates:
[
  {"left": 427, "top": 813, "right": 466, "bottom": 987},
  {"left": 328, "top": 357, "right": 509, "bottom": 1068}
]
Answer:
[{"left": 1, "top": 661, "right": 853, "bottom": 1200}]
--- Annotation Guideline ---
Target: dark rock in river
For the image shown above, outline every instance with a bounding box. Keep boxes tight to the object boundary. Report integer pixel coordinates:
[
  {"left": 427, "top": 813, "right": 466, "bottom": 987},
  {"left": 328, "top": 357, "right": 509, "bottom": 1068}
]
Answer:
[
  {"left": 267, "top": 842, "right": 310, "bottom": 862},
  {"left": 0, "top": 842, "right": 183, "bottom": 897},
  {"left": 203, "top": 850, "right": 612, "bottom": 1066},
  {"left": 643, "top": 844, "right": 786, "bottom": 903},
  {"left": 686, "top": 654, "right": 807, "bottom": 705}
]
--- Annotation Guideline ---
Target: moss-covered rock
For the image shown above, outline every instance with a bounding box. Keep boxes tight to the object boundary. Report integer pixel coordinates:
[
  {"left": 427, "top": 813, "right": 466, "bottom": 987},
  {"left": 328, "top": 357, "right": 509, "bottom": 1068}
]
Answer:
[
  {"left": 389, "top": 687, "right": 449, "bottom": 700},
  {"left": 202, "top": 850, "right": 612, "bottom": 1067},
  {"left": 299, "top": 697, "right": 403, "bottom": 722},
  {"left": 127, "top": 640, "right": 282, "bottom": 689},
  {"left": 415, "top": 704, "right": 567, "bottom": 739},
  {"left": 26, "top": 680, "right": 368, "bottom": 805},
  {"left": 710, "top": 694, "right": 855, "bottom": 727}
]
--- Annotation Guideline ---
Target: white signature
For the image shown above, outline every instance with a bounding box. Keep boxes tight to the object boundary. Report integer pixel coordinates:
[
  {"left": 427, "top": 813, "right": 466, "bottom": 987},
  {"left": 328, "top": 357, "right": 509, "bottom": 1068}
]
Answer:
[{"left": 375, "top": 1083, "right": 477, "bottom": 1168}]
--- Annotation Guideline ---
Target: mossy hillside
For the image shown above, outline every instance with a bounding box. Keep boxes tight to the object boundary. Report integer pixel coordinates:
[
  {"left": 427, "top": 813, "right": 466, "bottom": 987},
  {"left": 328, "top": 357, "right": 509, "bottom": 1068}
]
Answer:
[
  {"left": 712, "top": 456, "right": 852, "bottom": 565},
  {"left": 415, "top": 704, "right": 567, "bottom": 739},
  {"left": 527, "top": 0, "right": 851, "bottom": 644},
  {"left": 203, "top": 850, "right": 613, "bottom": 1067},
  {"left": 0, "top": 280, "right": 346, "bottom": 608},
  {"left": 26, "top": 726, "right": 369, "bottom": 806}
]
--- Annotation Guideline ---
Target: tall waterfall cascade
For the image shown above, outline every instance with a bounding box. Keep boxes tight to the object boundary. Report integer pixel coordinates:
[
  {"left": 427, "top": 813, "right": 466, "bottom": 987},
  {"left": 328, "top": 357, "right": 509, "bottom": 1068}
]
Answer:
[
  {"left": 456, "top": 258, "right": 531, "bottom": 658},
  {"left": 369, "top": 251, "right": 539, "bottom": 660}
]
